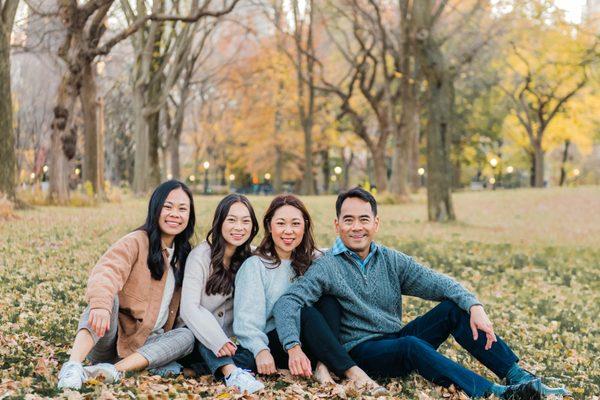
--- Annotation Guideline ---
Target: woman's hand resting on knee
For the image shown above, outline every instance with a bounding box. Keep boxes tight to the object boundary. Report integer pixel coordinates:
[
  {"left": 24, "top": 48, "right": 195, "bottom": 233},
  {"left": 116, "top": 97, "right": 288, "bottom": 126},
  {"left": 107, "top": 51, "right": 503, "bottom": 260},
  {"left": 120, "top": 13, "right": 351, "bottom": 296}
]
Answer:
[
  {"left": 217, "top": 342, "right": 237, "bottom": 357},
  {"left": 88, "top": 309, "right": 110, "bottom": 337},
  {"left": 255, "top": 349, "right": 277, "bottom": 374},
  {"left": 287, "top": 345, "right": 312, "bottom": 377}
]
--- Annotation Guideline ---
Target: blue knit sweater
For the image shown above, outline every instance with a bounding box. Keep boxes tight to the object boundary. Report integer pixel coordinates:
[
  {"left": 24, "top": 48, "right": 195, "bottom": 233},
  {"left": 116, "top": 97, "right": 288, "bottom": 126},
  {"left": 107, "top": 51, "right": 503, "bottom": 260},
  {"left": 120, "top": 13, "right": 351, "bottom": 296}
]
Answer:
[{"left": 273, "top": 243, "right": 481, "bottom": 351}]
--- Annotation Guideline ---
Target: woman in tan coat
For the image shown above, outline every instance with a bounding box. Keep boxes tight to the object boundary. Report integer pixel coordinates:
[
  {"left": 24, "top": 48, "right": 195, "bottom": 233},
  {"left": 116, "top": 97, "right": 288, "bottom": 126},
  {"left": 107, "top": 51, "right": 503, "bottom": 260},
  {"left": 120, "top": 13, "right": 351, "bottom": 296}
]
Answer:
[{"left": 57, "top": 180, "right": 196, "bottom": 390}]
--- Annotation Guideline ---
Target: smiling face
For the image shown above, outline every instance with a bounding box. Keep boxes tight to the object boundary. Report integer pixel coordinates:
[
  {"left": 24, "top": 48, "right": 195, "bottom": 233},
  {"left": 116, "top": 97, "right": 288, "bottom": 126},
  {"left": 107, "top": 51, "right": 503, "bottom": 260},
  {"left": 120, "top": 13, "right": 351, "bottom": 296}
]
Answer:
[
  {"left": 221, "top": 201, "right": 253, "bottom": 249},
  {"left": 158, "top": 188, "right": 191, "bottom": 246},
  {"left": 335, "top": 197, "right": 379, "bottom": 259},
  {"left": 269, "top": 205, "right": 305, "bottom": 260}
]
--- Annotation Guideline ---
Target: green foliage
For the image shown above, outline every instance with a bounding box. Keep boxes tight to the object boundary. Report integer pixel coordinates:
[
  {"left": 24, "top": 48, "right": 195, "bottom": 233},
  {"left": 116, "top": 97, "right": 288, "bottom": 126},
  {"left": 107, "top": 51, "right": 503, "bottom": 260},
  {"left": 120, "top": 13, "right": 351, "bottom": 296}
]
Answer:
[{"left": 0, "top": 190, "right": 598, "bottom": 398}]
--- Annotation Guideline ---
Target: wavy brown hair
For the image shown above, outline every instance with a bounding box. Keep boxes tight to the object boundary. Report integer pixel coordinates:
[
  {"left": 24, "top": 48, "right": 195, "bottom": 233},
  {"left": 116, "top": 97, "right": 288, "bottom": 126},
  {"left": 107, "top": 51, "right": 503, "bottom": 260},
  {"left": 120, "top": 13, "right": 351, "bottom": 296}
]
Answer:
[
  {"left": 205, "top": 194, "right": 258, "bottom": 296},
  {"left": 255, "top": 194, "right": 318, "bottom": 278}
]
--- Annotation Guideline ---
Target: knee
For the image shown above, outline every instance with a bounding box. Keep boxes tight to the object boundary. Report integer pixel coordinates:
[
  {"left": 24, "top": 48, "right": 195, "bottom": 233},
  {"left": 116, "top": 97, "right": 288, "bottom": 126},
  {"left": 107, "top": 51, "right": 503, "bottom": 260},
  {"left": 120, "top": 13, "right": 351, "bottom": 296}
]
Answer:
[
  {"left": 395, "top": 336, "right": 430, "bottom": 355},
  {"left": 178, "top": 329, "right": 196, "bottom": 355},
  {"left": 300, "top": 306, "right": 318, "bottom": 325},
  {"left": 438, "top": 300, "right": 466, "bottom": 320},
  {"left": 315, "top": 295, "right": 341, "bottom": 316}
]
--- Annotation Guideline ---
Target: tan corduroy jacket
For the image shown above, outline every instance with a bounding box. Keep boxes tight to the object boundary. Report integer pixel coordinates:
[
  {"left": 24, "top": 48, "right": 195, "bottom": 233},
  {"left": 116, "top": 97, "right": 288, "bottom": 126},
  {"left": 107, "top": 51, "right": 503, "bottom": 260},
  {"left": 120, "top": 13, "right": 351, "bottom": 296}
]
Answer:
[{"left": 85, "top": 230, "right": 181, "bottom": 357}]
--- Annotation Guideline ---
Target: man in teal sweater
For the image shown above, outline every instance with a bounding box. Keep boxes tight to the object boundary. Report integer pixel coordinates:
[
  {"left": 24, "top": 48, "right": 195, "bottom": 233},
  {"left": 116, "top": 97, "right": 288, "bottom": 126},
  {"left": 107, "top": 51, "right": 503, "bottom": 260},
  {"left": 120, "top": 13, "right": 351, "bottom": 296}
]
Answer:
[{"left": 274, "top": 187, "right": 568, "bottom": 399}]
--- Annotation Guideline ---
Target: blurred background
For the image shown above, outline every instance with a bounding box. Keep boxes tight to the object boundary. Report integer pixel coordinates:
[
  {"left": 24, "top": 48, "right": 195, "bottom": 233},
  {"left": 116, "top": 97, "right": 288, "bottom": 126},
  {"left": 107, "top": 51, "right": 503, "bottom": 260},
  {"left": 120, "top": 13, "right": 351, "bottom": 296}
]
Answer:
[{"left": 0, "top": 0, "right": 598, "bottom": 222}]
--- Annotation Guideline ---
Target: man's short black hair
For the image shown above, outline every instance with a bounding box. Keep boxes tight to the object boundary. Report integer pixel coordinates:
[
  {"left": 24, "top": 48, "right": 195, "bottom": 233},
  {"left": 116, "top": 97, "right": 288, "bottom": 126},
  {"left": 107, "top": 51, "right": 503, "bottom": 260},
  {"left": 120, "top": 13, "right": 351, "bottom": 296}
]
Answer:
[{"left": 335, "top": 187, "right": 378, "bottom": 217}]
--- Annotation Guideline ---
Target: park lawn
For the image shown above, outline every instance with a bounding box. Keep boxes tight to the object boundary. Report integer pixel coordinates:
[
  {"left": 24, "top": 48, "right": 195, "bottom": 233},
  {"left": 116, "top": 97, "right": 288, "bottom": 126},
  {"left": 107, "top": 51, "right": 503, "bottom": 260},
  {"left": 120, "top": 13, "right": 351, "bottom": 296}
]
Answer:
[{"left": 0, "top": 187, "right": 598, "bottom": 399}]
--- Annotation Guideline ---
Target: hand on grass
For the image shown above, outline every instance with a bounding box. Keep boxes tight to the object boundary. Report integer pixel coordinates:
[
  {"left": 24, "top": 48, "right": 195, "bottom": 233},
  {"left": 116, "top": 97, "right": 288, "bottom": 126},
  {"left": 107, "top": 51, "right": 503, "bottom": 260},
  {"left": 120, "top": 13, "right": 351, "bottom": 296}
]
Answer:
[{"left": 288, "top": 345, "right": 312, "bottom": 377}]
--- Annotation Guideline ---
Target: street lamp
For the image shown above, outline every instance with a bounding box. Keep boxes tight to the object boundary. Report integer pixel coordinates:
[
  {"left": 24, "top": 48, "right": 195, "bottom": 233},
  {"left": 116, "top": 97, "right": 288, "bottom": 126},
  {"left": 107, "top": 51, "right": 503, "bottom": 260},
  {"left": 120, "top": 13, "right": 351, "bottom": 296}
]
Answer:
[
  {"left": 506, "top": 166, "right": 514, "bottom": 174},
  {"left": 203, "top": 161, "right": 210, "bottom": 194},
  {"left": 264, "top": 173, "right": 271, "bottom": 180},
  {"left": 334, "top": 166, "right": 342, "bottom": 175},
  {"left": 417, "top": 168, "right": 425, "bottom": 187},
  {"left": 489, "top": 158, "right": 499, "bottom": 189}
]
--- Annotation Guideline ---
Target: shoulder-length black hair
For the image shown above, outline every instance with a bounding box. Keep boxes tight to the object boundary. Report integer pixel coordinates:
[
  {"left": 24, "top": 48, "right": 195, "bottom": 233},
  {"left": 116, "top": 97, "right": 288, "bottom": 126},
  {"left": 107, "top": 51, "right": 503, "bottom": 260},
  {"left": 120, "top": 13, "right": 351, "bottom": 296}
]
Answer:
[
  {"left": 139, "top": 180, "right": 196, "bottom": 286},
  {"left": 255, "top": 194, "right": 318, "bottom": 278},
  {"left": 205, "top": 194, "right": 258, "bottom": 296}
]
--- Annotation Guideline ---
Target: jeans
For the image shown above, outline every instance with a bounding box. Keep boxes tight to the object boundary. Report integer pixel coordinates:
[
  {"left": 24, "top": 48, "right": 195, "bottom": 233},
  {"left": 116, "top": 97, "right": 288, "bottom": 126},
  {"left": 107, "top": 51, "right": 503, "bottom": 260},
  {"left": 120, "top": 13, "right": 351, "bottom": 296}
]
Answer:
[
  {"left": 185, "top": 340, "right": 257, "bottom": 379},
  {"left": 270, "top": 296, "right": 356, "bottom": 377},
  {"left": 349, "top": 301, "right": 519, "bottom": 398}
]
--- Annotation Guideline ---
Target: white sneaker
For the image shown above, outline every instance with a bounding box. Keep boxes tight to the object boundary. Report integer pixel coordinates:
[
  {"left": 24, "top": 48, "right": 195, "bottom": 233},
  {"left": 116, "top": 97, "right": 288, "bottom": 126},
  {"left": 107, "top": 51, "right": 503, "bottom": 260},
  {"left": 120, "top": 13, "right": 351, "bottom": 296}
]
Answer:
[
  {"left": 57, "top": 361, "right": 87, "bottom": 390},
  {"left": 84, "top": 363, "right": 122, "bottom": 384},
  {"left": 224, "top": 368, "right": 265, "bottom": 394}
]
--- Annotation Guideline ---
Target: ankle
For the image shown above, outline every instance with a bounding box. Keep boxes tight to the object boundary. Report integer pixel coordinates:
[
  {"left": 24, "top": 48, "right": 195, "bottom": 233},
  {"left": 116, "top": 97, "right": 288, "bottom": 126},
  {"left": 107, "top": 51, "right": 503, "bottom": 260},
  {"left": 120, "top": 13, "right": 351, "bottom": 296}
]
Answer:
[
  {"left": 345, "top": 366, "right": 366, "bottom": 380},
  {"left": 488, "top": 383, "right": 508, "bottom": 398},
  {"left": 221, "top": 364, "right": 237, "bottom": 378}
]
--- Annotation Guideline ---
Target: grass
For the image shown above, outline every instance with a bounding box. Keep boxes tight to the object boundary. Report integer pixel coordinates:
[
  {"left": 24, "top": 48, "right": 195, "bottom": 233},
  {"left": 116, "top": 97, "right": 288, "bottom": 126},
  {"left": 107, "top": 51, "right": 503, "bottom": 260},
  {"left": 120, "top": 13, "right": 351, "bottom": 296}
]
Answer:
[{"left": 0, "top": 186, "right": 598, "bottom": 399}]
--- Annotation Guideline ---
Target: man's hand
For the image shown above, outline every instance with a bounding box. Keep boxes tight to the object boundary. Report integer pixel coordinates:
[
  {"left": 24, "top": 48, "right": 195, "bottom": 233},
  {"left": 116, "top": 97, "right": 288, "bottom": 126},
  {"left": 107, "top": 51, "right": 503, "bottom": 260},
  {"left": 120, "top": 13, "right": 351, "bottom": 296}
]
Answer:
[
  {"left": 287, "top": 344, "right": 312, "bottom": 377},
  {"left": 255, "top": 349, "right": 277, "bottom": 375},
  {"left": 216, "top": 342, "right": 237, "bottom": 357},
  {"left": 469, "top": 305, "right": 497, "bottom": 350},
  {"left": 88, "top": 308, "right": 110, "bottom": 338}
]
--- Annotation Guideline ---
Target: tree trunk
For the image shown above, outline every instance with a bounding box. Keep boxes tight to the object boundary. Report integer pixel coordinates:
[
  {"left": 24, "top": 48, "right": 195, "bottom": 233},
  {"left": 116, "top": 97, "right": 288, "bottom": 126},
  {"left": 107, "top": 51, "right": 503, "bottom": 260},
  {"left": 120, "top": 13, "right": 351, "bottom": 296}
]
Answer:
[
  {"left": 80, "top": 62, "right": 103, "bottom": 195},
  {"left": 342, "top": 147, "right": 353, "bottom": 191},
  {"left": 321, "top": 149, "right": 330, "bottom": 193},
  {"left": 48, "top": 76, "right": 73, "bottom": 203},
  {"left": 414, "top": 1, "right": 455, "bottom": 221},
  {"left": 409, "top": 111, "right": 421, "bottom": 190},
  {"left": 132, "top": 88, "right": 149, "bottom": 194},
  {"left": 0, "top": 25, "right": 16, "bottom": 198},
  {"left": 559, "top": 139, "right": 570, "bottom": 186},
  {"left": 169, "top": 132, "right": 181, "bottom": 180},
  {"left": 372, "top": 144, "right": 388, "bottom": 192},
  {"left": 147, "top": 108, "right": 162, "bottom": 188},
  {"left": 533, "top": 141, "right": 544, "bottom": 188}
]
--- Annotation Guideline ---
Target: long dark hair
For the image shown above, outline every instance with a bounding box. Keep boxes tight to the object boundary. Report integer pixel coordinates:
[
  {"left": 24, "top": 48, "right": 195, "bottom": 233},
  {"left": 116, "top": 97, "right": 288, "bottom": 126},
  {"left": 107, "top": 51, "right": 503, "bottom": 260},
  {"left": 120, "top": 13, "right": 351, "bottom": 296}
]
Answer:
[
  {"left": 255, "top": 194, "right": 317, "bottom": 278},
  {"left": 205, "top": 194, "right": 258, "bottom": 296},
  {"left": 139, "top": 180, "right": 196, "bottom": 286}
]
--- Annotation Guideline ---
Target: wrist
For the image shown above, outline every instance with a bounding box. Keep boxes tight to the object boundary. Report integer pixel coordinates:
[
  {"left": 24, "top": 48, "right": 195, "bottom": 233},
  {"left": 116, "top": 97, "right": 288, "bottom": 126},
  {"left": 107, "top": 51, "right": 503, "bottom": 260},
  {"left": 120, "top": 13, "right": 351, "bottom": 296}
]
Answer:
[
  {"left": 470, "top": 304, "right": 484, "bottom": 313},
  {"left": 287, "top": 344, "right": 302, "bottom": 354}
]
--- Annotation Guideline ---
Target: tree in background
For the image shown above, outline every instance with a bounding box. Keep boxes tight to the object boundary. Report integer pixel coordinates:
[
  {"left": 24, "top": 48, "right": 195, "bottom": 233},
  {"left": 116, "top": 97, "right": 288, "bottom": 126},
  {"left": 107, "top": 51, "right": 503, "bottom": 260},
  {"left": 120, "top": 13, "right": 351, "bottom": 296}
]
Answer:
[
  {"left": 499, "top": 2, "right": 598, "bottom": 187},
  {"left": 0, "top": 0, "right": 19, "bottom": 199}
]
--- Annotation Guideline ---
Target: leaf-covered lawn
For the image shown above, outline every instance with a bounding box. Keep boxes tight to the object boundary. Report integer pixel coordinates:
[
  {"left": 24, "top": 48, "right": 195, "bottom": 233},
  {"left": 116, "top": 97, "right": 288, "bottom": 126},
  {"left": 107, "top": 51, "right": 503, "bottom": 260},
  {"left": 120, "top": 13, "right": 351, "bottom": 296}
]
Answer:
[{"left": 1, "top": 188, "right": 598, "bottom": 399}]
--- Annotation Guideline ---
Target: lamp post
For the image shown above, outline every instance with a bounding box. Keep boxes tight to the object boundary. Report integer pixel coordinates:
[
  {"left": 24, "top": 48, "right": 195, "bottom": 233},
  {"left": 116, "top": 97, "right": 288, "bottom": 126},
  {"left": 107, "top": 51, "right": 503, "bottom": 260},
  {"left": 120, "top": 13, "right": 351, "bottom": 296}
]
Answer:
[
  {"left": 333, "top": 166, "right": 342, "bottom": 192},
  {"left": 229, "top": 174, "right": 235, "bottom": 192},
  {"left": 417, "top": 167, "right": 425, "bottom": 187},
  {"left": 489, "top": 158, "right": 498, "bottom": 189},
  {"left": 203, "top": 161, "right": 210, "bottom": 194}
]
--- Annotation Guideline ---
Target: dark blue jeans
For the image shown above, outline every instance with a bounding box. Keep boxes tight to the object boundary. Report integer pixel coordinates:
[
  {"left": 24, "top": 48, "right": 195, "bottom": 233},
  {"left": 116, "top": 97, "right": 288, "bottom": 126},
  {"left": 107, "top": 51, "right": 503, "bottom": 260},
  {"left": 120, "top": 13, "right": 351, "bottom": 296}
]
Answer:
[
  {"left": 185, "top": 340, "right": 257, "bottom": 379},
  {"left": 349, "top": 301, "right": 519, "bottom": 398},
  {"left": 269, "top": 296, "right": 356, "bottom": 377}
]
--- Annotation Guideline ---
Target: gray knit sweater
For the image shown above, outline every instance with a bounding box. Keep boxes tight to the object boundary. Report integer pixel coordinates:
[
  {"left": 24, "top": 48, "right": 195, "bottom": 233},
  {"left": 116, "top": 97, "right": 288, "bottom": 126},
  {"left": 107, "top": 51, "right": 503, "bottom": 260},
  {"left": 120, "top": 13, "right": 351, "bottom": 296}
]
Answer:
[{"left": 273, "top": 243, "right": 481, "bottom": 351}]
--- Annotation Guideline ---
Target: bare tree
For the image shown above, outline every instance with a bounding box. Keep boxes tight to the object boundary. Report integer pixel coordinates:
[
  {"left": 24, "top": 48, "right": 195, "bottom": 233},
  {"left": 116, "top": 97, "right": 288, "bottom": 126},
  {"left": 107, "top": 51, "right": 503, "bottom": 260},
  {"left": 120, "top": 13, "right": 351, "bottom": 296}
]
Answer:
[
  {"left": 46, "top": 0, "right": 240, "bottom": 201},
  {"left": 413, "top": 0, "right": 495, "bottom": 221},
  {"left": 0, "top": 0, "right": 20, "bottom": 199}
]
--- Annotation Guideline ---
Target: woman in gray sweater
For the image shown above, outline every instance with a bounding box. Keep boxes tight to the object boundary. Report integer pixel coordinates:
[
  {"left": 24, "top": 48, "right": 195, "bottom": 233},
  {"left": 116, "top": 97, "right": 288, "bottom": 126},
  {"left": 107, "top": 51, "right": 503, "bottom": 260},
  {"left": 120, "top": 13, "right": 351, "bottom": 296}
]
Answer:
[
  {"left": 181, "top": 194, "right": 264, "bottom": 394},
  {"left": 234, "top": 195, "right": 384, "bottom": 392}
]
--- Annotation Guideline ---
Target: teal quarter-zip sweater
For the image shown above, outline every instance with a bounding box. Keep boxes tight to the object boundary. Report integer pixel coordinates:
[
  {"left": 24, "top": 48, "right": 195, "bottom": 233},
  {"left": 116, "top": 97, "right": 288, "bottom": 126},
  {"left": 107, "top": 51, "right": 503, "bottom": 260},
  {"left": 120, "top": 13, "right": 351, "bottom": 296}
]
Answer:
[{"left": 273, "top": 241, "right": 481, "bottom": 352}]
